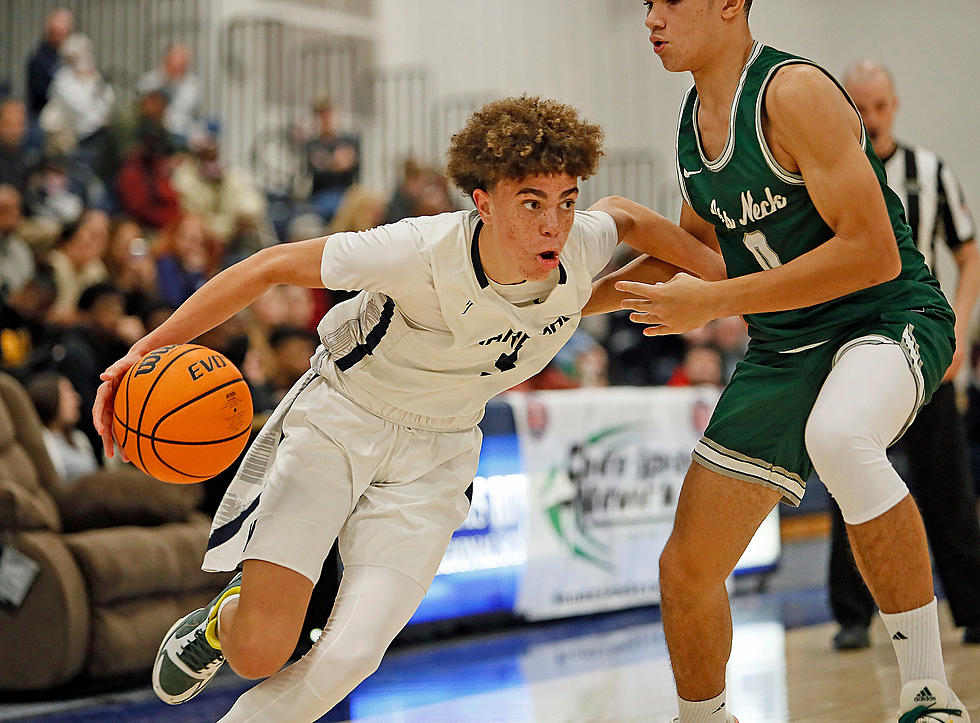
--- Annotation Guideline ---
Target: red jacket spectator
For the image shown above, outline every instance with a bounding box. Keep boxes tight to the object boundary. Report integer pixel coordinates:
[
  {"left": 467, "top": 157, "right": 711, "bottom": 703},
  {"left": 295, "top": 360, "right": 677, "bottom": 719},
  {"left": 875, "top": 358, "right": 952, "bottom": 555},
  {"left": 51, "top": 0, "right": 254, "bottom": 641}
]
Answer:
[{"left": 116, "top": 125, "right": 181, "bottom": 229}]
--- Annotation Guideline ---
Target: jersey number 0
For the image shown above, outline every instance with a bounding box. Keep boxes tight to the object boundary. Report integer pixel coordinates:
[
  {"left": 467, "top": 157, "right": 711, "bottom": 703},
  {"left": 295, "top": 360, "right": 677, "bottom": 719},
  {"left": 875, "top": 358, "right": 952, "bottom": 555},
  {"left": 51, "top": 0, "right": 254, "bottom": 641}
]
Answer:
[{"left": 743, "top": 230, "right": 783, "bottom": 269}]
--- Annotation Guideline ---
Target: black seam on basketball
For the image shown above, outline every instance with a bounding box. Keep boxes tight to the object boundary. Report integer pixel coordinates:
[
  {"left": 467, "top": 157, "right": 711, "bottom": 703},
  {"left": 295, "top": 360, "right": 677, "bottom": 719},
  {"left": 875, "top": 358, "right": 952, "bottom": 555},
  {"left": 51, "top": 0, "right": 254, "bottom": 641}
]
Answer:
[
  {"left": 149, "top": 377, "right": 247, "bottom": 440},
  {"left": 148, "top": 377, "right": 248, "bottom": 478},
  {"left": 148, "top": 435, "right": 239, "bottom": 479},
  {"left": 134, "top": 345, "right": 204, "bottom": 474},
  {"left": 112, "top": 413, "right": 250, "bottom": 445}
]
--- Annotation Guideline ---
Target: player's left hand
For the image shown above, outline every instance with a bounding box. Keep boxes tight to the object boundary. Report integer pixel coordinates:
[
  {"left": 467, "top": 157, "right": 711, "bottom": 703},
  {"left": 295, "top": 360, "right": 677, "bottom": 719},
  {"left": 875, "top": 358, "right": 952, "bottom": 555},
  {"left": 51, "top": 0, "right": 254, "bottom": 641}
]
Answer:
[
  {"left": 616, "top": 273, "right": 717, "bottom": 335},
  {"left": 93, "top": 349, "right": 144, "bottom": 461}
]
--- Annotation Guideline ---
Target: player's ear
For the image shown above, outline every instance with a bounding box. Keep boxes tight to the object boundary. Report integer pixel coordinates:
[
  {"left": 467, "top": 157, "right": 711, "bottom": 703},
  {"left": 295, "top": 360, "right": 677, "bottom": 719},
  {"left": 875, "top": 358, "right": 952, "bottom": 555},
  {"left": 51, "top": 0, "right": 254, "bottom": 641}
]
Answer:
[
  {"left": 719, "top": 0, "right": 746, "bottom": 20},
  {"left": 473, "top": 188, "right": 492, "bottom": 222}
]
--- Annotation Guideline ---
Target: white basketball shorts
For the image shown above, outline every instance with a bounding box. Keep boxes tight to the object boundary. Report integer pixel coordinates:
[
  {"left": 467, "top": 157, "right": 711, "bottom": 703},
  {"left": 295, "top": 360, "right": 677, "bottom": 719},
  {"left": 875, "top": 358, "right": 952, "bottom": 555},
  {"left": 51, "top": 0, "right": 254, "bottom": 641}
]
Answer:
[{"left": 203, "top": 375, "right": 482, "bottom": 589}]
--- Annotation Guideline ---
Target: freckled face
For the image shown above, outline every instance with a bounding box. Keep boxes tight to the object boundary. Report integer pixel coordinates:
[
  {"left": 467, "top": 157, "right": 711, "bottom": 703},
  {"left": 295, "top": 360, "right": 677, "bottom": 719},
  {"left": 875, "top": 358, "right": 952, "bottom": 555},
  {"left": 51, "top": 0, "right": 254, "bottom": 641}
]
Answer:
[{"left": 475, "top": 173, "right": 579, "bottom": 284}]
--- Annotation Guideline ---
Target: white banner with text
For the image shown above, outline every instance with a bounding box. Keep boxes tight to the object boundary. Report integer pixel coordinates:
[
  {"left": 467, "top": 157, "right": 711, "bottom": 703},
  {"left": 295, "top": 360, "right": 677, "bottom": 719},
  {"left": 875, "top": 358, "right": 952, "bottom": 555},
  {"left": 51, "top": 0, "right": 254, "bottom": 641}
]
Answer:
[{"left": 505, "top": 386, "right": 779, "bottom": 621}]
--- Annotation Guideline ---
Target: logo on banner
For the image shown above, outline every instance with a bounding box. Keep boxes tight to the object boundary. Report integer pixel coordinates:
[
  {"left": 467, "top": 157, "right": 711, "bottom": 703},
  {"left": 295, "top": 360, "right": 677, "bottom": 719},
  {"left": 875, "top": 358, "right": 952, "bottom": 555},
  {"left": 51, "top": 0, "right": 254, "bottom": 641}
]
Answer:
[
  {"left": 526, "top": 399, "right": 548, "bottom": 439},
  {"left": 692, "top": 399, "right": 713, "bottom": 435},
  {"left": 542, "top": 423, "right": 689, "bottom": 571}
]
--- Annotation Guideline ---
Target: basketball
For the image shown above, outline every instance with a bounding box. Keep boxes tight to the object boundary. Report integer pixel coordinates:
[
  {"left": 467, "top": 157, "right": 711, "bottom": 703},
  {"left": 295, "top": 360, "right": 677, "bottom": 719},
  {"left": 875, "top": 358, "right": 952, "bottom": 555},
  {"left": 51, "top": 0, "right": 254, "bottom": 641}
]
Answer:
[{"left": 112, "top": 344, "right": 253, "bottom": 484}]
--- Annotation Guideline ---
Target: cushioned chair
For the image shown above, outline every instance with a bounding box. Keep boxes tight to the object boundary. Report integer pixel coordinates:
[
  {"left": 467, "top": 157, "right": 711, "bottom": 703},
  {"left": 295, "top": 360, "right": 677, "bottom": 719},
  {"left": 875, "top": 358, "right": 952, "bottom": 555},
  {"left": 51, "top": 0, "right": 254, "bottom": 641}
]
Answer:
[{"left": 0, "top": 372, "right": 232, "bottom": 691}]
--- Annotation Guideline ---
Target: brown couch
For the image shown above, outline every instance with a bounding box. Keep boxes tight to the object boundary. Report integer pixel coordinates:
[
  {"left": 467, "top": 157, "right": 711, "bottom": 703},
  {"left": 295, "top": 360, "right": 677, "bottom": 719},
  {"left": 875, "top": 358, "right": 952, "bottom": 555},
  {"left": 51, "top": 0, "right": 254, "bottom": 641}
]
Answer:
[{"left": 0, "top": 372, "right": 232, "bottom": 691}]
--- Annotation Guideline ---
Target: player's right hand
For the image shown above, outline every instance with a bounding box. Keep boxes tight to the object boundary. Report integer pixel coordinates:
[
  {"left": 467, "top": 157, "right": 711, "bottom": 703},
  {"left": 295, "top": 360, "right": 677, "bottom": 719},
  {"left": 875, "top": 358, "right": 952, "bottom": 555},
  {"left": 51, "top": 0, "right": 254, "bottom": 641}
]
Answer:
[{"left": 93, "top": 349, "right": 144, "bottom": 460}]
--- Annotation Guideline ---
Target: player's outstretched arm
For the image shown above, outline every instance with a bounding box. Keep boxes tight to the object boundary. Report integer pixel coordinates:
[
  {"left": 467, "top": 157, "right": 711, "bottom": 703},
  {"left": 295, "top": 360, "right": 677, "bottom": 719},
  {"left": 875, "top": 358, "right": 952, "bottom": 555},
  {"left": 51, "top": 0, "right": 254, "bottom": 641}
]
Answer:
[
  {"left": 584, "top": 255, "right": 687, "bottom": 317},
  {"left": 620, "top": 66, "right": 903, "bottom": 335},
  {"left": 591, "top": 195, "right": 726, "bottom": 279},
  {"left": 584, "top": 196, "right": 726, "bottom": 316},
  {"left": 92, "top": 237, "right": 329, "bottom": 457}
]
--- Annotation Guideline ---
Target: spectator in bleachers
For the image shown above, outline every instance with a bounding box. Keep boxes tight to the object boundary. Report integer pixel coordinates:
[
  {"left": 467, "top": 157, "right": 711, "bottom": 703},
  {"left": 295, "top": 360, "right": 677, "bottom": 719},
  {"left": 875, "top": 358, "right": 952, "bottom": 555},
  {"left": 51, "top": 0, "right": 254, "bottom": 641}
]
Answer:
[
  {"left": 140, "top": 298, "right": 176, "bottom": 335},
  {"left": 283, "top": 212, "right": 336, "bottom": 318},
  {"left": 0, "top": 99, "right": 40, "bottom": 194},
  {"left": 171, "top": 127, "right": 271, "bottom": 265},
  {"left": 154, "top": 213, "right": 218, "bottom": 307},
  {"left": 41, "top": 33, "right": 115, "bottom": 171},
  {"left": 249, "top": 283, "right": 318, "bottom": 333},
  {"left": 0, "top": 264, "right": 58, "bottom": 381},
  {"left": 26, "top": 7, "right": 73, "bottom": 118},
  {"left": 384, "top": 159, "right": 456, "bottom": 224},
  {"left": 102, "top": 87, "right": 171, "bottom": 186},
  {"left": 55, "top": 281, "right": 134, "bottom": 452},
  {"left": 326, "top": 185, "right": 385, "bottom": 235},
  {"left": 303, "top": 94, "right": 360, "bottom": 223},
  {"left": 712, "top": 315, "right": 749, "bottom": 383},
  {"left": 137, "top": 43, "right": 201, "bottom": 145},
  {"left": 510, "top": 329, "right": 609, "bottom": 391},
  {"left": 234, "top": 284, "right": 320, "bottom": 415},
  {"left": 104, "top": 216, "right": 157, "bottom": 316},
  {"left": 0, "top": 185, "right": 35, "bottom": 296},
  {"left": 666, "top": 344, "right": 725, "bottom": 388},
  {"left": 23, "top": 152, "right": 88, "bottom": 244},
  {"left": 27, "top": 372, "right": 99, "bottom": 483},
  {"left": 47, "top": 208, "right": 110, "bottom": 322},
  {"left": 267, "top": 325, "right": 320, "bottom": 403},
  {"left": 604, "top": 311, "right": 686, "bottom": 386},
  {"left": 116, "top": 112, "right": 181, "bottom": 229}
]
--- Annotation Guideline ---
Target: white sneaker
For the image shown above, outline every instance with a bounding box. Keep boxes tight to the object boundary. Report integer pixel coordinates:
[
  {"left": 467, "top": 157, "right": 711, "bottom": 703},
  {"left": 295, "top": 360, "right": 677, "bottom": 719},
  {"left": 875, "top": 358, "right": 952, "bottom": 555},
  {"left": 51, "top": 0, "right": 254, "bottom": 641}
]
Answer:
[
  {"left": 898, "top": 679, "right": 971, "bottom": 722},
  {"left": 670, "top": 716, "right": 738, "bottom": 722}
]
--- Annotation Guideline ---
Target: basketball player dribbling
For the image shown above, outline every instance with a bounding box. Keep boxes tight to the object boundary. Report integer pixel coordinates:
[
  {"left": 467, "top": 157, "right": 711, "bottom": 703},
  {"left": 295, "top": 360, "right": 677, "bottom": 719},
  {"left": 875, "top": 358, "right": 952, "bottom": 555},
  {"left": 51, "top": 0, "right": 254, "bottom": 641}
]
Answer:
[
  {"left": 592, "top": 1, "right": 970, "bottom": 720},
  {"left": 92, "top": 95, "right": 725, "bottom": 721}
]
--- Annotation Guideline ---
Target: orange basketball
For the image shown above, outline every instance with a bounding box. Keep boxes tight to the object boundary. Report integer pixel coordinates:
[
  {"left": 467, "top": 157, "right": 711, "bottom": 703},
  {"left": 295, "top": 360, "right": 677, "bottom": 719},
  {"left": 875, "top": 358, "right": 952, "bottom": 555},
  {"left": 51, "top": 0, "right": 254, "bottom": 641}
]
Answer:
[{"left": 112, "top": 344, "right": 253, "bottom": 484}]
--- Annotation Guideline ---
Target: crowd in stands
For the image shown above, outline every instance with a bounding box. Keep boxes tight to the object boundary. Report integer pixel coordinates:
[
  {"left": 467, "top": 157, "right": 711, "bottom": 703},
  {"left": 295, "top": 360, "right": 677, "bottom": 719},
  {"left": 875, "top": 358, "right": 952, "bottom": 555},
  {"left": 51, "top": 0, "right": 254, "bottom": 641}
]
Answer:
[{"left": 0, "top": 7, "right": 762, "bottom": 500}]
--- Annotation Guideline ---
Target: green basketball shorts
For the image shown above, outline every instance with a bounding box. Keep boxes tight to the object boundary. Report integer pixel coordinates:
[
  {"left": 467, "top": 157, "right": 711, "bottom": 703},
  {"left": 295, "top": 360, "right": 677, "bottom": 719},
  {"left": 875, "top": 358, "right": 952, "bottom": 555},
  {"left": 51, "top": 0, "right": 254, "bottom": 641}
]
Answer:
[{"left": 692, "top": 309, "right": 954, "bottom": 506}]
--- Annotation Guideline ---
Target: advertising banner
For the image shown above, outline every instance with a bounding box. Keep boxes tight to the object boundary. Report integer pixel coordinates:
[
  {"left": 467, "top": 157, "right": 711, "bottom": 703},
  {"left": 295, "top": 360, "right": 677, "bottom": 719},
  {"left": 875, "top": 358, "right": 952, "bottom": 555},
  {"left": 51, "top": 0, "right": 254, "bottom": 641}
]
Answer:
[{"left": 507, "top": 386, "right": 722, "bottom": 620}]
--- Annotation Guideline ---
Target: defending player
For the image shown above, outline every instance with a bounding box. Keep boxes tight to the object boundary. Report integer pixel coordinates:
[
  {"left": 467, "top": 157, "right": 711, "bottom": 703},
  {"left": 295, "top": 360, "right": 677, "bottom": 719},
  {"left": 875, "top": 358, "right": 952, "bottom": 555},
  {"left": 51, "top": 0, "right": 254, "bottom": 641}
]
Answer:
[
  {"left": 92, "top": 95, "right": 724, "bottom": 721},
  {"left": 588, "top": 1, "right": 969, "bottom": 721}
]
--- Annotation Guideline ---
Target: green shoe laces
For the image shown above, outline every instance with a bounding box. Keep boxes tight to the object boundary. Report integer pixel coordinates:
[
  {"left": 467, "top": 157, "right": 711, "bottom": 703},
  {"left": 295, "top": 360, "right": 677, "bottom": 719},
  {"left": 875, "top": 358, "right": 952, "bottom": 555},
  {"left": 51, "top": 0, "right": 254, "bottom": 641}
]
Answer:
[{"left": 178, "top": 627, "right": 223, "bottom": 672}]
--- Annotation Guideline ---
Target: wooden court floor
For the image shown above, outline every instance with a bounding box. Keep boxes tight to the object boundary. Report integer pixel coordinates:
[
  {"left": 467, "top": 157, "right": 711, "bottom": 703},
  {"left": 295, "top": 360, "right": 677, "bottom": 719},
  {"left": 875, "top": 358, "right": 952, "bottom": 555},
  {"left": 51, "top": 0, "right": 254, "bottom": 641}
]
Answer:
[
  {"left": 785, "top": 614, "right": 978, "bottom": 722},
  {"left": 333, "top": 603, "right": 978, "bottom": 723},
  {"left": 2, "top": 573, "right": 975, "bottom": 721}
]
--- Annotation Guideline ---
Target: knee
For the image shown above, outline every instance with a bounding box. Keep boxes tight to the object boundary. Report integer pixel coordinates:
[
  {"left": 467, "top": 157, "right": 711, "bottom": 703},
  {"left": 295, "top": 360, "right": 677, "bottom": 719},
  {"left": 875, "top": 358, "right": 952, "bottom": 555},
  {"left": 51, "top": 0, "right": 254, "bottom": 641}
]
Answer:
[
  {"left": 805, "top": 410, "right": 872, "bottom": 474},
  {"left": 658, "top": 540, "right": 724, "bottom": 600},
  {"left": 223, "top": 613, "right": 298, "bottom": 680},
  {"left": 227, "top": 639, "right": 292, "bottom": 680},
  {"left": 805, "top": 411, "right": 842, "bottom": 468},
  {"left": 342, "top": 646, "right": 384, "bottom": 683},
  {"left": 305, "top": 633, "right": 385, "bottom": 687}
]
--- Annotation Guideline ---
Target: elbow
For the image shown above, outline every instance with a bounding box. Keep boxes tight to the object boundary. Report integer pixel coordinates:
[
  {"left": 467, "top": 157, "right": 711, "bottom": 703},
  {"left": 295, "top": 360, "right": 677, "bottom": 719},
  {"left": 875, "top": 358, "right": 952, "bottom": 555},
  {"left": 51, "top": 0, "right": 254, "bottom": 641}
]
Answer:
[
  {"left": 247, "top": 246, "right": 279, "bottom": 287},
  {"left": 883, "top": 256, "right": 902, "bottom": 283},
  {"left": 592, "top": 195, "right": 626, "bottom": 216},
  {"left": 881, "top": 241, "right": 902, "bottom": 283},
  {"left": 597, "top": 194, "right": 628, "bottom": 207},
  {"left": 867, "top": 243, "right": 901, "bottom": 286}
]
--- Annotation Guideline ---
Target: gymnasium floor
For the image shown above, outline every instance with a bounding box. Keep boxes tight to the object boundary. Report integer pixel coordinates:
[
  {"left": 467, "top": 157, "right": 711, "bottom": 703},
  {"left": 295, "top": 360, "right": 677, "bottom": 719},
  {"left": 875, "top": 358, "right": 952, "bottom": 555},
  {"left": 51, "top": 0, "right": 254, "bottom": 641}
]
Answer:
[{"left": 3, "top": 536, "right": 978, "bottom": 723}]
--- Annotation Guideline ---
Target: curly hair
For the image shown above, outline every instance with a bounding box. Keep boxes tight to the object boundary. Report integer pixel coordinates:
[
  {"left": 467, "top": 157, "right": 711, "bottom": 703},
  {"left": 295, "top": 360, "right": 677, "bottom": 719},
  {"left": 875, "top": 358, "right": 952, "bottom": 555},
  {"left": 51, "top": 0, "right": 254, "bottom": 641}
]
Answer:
[{"left": 446, "top": 95, "right": 604, "bottom": 197}]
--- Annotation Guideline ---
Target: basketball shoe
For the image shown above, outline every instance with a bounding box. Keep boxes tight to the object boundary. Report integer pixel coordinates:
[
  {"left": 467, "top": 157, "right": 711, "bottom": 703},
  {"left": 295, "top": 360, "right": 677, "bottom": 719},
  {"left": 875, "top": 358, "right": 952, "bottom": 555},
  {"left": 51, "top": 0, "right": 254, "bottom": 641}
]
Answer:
[
  {"left": 152, "top": 572, "right": 242, "bottom": 704},
  {"left": 898, "top": 679, "right": 971, "bottom": 722},
  {"left": 671, "top": 716, "right": 739, "bottom": 722}
]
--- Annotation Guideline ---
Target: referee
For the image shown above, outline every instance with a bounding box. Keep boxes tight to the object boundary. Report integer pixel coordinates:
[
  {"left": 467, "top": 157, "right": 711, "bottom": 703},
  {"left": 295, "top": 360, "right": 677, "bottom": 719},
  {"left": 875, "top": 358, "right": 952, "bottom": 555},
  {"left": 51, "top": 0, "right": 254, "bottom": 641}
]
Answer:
[{"left": 827, "top": 59, "right": 980, "bottom": 650}]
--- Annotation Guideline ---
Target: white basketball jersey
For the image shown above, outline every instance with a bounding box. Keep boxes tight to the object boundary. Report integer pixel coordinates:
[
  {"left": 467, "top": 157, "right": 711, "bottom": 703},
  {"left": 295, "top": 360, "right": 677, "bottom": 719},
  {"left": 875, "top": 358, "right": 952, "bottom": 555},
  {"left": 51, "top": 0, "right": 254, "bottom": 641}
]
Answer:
[{"left": 315, "top": 209, "right": 618, "bottom": 429}]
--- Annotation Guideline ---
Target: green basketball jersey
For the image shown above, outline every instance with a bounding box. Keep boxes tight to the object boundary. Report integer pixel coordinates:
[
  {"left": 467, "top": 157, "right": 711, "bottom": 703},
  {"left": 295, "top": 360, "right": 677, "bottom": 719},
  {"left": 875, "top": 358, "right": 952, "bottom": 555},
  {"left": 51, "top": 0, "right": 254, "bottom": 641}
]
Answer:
[{"left": 675, "top": 42, "right": 952, "bottom": 351}]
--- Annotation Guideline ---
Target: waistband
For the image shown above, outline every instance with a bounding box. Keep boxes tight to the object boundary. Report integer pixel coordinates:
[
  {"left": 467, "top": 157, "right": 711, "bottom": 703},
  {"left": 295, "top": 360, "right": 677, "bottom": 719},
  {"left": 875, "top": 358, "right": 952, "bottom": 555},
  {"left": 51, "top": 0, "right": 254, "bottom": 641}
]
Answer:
[{"left": 311, "top": 348, "right": 483, "bottom": 432}]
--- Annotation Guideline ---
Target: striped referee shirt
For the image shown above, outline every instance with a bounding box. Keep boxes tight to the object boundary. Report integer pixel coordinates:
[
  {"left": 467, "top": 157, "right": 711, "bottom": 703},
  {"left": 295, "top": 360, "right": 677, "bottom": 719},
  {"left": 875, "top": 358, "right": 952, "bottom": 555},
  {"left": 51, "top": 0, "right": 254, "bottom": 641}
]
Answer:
[{"left": 882, "top": 143, "right": 977, "bottom": 301}]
